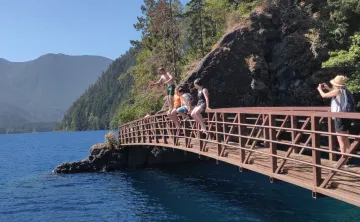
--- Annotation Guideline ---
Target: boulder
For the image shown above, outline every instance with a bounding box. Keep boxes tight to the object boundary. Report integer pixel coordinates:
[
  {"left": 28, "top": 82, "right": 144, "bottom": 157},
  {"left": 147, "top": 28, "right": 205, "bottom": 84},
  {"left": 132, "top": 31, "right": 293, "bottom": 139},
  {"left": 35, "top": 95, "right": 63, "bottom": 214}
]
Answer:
[
  {"left": 54, "top": 144, "right": 203, "bottom": 174},
  {"left": 182, "top": 2, "right": 331, "bottom": 109}
]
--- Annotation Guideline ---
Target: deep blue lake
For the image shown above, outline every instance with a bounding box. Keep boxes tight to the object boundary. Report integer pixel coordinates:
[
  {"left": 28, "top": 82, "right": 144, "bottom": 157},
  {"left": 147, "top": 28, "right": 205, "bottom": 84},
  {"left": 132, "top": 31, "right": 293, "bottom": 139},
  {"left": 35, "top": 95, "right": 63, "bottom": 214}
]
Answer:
[{"left": 0, "top": 131, "right": 359, "bottom": 222}]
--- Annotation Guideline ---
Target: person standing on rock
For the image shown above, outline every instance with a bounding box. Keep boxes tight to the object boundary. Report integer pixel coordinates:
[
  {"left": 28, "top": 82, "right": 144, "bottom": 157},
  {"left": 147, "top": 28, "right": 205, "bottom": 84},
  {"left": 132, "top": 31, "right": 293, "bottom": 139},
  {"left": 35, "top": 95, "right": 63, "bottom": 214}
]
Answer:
[
  {"left": 191, "top": 78, "right": 210, "bottom": 133},
  {"left": 168, "top": 87, "right": 193, "bottom": 129},
  {"left": 317, "top": 75, "right": 355, "bottom": 167},
  {"left": 149, "top": 68, "right": 175, "bottom": 113}
]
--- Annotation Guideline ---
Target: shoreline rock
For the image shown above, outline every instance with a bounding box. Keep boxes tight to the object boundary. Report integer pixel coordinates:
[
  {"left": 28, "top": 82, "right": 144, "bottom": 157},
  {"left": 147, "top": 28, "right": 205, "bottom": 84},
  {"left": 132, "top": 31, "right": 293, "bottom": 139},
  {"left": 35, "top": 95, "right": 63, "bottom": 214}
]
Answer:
[{"left": 54, "top": 143, "right": 203, "bottom": 174}]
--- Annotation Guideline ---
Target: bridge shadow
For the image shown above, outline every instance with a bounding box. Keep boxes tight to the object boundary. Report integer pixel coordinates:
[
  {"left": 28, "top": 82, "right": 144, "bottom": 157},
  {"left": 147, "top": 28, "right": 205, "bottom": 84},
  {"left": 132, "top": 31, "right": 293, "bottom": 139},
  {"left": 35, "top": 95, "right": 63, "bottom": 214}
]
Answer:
[{"left": 116, "top": 161, "right": 359, "bottom": 222}]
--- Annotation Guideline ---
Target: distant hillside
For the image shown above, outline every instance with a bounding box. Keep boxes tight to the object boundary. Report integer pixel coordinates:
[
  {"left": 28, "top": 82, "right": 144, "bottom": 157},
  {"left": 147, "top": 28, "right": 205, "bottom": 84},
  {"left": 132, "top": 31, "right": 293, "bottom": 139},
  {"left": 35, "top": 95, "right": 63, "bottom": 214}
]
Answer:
[
  {"left": 0, "top": 102, "right": 33, "bottom": 129},
  {"left": 57, "top": 50, "right": 136, "bottom": 131},
  {"left": 0, "top": 54, "right": 112, "bottom": 131}
]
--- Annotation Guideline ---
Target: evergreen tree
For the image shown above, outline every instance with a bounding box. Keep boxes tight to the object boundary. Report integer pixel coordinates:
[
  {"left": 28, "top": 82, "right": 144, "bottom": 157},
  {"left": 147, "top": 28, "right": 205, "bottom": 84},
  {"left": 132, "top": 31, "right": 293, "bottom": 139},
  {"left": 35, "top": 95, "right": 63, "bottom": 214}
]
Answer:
[
  {"left": 185, "top": 0, "right": 209, "bottom": 57},
  {"left": 132, "top": 0, "right": 183, "bottom": 79}
]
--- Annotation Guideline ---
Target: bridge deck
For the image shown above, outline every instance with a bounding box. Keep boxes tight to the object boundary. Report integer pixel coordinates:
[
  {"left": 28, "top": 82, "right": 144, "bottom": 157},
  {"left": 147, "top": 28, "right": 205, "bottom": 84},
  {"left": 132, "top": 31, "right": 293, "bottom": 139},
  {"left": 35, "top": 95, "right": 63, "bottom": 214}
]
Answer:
[{"left": 119, "top": 107, "right": 360, "bottom": 207}]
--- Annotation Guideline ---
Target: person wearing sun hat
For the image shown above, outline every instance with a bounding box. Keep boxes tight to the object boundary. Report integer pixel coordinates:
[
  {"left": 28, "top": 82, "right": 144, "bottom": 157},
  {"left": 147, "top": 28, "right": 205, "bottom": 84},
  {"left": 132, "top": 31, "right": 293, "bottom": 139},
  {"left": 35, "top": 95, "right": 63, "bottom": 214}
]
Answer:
[{"left": 317, "top": 75, "right": 353, "bottom": 164}]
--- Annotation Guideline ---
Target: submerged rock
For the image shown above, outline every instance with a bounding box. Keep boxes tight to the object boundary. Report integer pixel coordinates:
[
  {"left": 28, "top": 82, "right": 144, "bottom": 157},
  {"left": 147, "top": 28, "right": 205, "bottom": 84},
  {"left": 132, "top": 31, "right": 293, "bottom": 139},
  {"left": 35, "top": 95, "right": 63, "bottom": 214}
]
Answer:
[{"left": 54, "top": 143, "right": 201, "bottom": 174}]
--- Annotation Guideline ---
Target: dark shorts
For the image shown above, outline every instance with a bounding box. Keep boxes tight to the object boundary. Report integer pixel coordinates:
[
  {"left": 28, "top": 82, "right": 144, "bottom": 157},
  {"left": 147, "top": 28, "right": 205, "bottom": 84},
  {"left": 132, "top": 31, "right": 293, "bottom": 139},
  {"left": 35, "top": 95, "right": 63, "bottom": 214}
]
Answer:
[
  {"left": 334, "top": 118, "right": 351, "bottom": 132},
  {"left": 196, "top": 102, "right": 206, "bottom": 111},
  {"left": 167, "top": 84, "right": 175, "bottom": 96}
]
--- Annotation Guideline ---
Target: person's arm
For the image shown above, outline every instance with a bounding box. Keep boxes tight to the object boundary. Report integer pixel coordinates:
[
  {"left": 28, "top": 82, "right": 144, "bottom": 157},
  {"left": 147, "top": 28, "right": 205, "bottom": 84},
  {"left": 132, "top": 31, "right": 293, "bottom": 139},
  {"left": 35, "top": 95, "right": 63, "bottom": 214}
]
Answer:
[
  {"left": 322, "top": 83, "right": 331, "bottom": 91},
  {"left": 150, "top": 76, "right": 164, "bottom": 86},
  {"left": 317, "top": 84, "right": 339, "bottom": 98},
  {"left": 184, "top": 96, "right": 191, "bottom": 111},
  {"left": 164, "top": 73, "right": 174, "bottom": 85},
  {"left": 203, "top": 88, "right": 210, "bottom": 110}
]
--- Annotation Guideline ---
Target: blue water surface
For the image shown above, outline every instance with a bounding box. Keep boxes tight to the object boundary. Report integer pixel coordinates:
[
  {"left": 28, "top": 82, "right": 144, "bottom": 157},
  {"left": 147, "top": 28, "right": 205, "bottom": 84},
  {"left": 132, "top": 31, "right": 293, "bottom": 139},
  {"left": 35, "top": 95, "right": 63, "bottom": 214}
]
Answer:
[{"left": 0, "top": 131, "right": 359, "bottom": 222}]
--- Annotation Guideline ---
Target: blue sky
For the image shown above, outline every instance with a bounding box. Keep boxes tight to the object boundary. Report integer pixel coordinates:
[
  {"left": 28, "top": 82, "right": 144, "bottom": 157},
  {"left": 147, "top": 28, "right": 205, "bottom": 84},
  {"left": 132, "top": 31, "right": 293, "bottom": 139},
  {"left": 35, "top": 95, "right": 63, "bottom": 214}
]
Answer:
[{"left": 0, "top": 0, "right": 188, "bottom": 62}]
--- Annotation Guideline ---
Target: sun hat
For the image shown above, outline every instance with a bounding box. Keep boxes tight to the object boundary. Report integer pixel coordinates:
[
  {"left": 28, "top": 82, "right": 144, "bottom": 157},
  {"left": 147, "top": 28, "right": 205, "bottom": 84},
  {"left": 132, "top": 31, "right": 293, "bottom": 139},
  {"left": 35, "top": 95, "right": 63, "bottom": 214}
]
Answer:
[{"left": 330, "top": 75, "right": 346, "bottom": 87}]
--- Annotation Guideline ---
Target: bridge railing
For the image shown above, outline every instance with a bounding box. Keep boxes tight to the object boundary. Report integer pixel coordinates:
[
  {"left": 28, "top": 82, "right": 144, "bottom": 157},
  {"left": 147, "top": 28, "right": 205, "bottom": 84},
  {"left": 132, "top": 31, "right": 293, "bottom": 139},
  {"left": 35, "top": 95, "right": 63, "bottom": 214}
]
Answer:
[{"left": 119, "top": 107, "right": 360, "bottom": 202}]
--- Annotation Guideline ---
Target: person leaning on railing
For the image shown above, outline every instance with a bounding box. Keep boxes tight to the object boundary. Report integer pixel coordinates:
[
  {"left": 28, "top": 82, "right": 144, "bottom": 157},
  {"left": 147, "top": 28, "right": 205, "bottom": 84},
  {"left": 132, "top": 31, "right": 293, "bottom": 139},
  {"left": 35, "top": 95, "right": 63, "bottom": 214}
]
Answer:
[{"left": 317, "top": 75, "right": 356, "bottom": 167}]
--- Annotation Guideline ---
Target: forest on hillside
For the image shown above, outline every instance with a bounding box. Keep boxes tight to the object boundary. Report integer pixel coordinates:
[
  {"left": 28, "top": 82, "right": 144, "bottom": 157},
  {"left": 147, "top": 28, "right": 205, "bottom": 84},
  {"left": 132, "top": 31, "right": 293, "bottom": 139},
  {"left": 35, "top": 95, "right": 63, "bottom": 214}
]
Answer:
[
  {"left": 58, "top": 0, "right": 360, "bottom": 131},
  {"left": 57, "top": 50, "right": 135, "bottom": 131}
]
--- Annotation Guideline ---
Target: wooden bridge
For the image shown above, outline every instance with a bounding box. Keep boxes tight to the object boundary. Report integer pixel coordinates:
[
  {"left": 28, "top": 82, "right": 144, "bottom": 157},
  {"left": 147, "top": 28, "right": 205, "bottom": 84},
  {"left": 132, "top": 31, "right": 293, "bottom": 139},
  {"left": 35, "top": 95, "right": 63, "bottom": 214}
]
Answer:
[{"left": 118, "top": 107, "right": 360, "bottom": 207}]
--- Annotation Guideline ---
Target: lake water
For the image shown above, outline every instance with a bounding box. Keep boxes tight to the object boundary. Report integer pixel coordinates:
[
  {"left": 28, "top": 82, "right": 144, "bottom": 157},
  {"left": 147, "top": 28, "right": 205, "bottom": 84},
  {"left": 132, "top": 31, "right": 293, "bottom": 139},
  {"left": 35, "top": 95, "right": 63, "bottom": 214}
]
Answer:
[{"left": 0, "top": 131, "right": 359, "bottom": 222}]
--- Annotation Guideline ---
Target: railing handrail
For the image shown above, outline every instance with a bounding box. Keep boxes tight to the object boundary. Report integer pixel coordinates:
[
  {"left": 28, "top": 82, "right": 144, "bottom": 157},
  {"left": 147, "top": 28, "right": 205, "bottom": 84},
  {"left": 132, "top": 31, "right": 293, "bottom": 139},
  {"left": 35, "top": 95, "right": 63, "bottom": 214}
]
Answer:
[{"left": 119, "top": 106, "right": 360, "bottom": 128}]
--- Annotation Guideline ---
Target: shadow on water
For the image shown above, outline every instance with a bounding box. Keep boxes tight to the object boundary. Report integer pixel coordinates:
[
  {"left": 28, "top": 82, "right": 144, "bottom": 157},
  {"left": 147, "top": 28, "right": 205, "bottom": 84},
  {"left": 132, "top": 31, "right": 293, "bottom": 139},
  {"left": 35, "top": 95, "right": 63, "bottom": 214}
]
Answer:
[{"left": 119, "top": 161, "right": 360, "bottom": 222}]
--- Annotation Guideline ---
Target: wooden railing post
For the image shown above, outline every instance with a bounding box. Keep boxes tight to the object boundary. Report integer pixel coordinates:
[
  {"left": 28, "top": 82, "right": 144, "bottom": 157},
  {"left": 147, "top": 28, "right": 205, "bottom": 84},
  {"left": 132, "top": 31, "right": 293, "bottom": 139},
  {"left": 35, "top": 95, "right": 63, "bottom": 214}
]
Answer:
[
  {"left": 137, "top": 122, "right": 141, "bottom": 143},
  {"left": 222, "top": 113, "right": 226, "bottom": 157},
  {"left": 162, "top": 116, "right": 168, "bottom": 144},
  {"left": 132, "top": 124, "right": 136, "bottom": 143},
  {"left": 118, "top": 127, "right": 122, "bottom": 145},
  {"left": 124, "top": 128, "right": 127, "bottom": 144},
  {"left": 183, "top": 118, "right": 190, "bottom": 148},
  {"left": 263, "top": 114, "right": 270, "bottom": 148},
  {"left": 327, "top": 117, "right": 336, "bottom": 161},
  {"left": 239, "top": 113, "right": 246, "bottom": 164},
  {"left": 141, "top": 120, "right": 146, "bottom": 143},
  {"left": 198, "top": 113, "right": 205, "bottom": 152},
  {"left": 311, "top": 116, "right": 322, "bottom": 188},
  {"left": 215, "top": 112, "right": 222, "bottom": 157},
  {"left": 269, "top": 114, "right": 277, "bottom": 173},
  {"left": 146, "top": 119, "right": 151, "bottom": 143},
  {"left": 152, "top": 117, "right": 159, "bottom": 144},
  {"left": 125, "top": 126, "right": 129, "bottom": 144},
  {"left": 291, "top": 116, "right": 300, "bottom": 153}
]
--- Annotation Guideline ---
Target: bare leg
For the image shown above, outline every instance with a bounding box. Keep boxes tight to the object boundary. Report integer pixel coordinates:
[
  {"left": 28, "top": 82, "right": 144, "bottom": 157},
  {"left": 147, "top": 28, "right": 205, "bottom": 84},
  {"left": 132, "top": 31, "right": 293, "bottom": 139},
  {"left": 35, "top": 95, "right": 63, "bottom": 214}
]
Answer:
[
  {"left": 168, "top": 95, "right": 174, "bottom": 111},
  {"left": 337, "top": 131, "right": 350, "bottom": 166},
  {"left": 190, "top": 108, "right": 199, "bottom": 123},
  {"left": 196, "top": 112, "right": 206, "bottom": 132},
  {"left": 337, "top": 131, "right": 351, "bottom": 153},
  {"left": 337, "top": 135, "right": 346, "bottom": 154},
  {"left": 337, "top": 130, "right": 351, "bottom": 164},
  {"left": 191, "top": 107, "right": 206, "bottom": 132},
  {"left": 170, "top": 109, "right": 181, "bottom": 129}
]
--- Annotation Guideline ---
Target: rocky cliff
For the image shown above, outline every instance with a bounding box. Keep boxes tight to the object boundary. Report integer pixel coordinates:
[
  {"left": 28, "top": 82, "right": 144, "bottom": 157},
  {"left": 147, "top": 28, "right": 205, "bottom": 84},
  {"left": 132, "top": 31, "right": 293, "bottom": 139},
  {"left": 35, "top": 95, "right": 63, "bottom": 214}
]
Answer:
[
  {"left": 182, "top": 1, "right": 334, "bottom": 108},
  {"left": 54, "top": 143, "right": 202, "bottom": 173}
]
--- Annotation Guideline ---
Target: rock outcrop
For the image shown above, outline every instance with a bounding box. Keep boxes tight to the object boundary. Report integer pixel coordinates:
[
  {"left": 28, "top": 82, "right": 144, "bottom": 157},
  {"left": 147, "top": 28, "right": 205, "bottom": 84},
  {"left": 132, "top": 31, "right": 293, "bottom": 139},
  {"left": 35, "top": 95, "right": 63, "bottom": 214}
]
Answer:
[
  {"left": 54, "top": 143, "right": 201, "bottom": 173},
  {"left": 182, "top": 0, "right": 332, "bottom": 108}
]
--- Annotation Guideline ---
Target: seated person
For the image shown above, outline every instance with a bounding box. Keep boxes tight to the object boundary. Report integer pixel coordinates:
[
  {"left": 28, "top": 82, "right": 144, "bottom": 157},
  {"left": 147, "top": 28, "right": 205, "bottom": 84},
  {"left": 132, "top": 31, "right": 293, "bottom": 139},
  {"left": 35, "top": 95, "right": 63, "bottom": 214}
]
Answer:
[
  {"left": 168, "top": 87, "right": 192, "bottom": 129},
  {"left": 173, "top": 88, "right": 182, "bottom": 109}
]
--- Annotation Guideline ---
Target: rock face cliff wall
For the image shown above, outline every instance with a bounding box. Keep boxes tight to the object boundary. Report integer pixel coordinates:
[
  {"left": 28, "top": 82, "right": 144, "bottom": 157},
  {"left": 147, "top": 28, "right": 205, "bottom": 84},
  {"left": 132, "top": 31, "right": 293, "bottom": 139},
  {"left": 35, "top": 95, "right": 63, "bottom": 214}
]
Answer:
[
  {"left": 182, "top": 1, "right": 332, "bottom": 109},
  {"left": 54, "top": 144, "right": 201, "bottom": 173}
]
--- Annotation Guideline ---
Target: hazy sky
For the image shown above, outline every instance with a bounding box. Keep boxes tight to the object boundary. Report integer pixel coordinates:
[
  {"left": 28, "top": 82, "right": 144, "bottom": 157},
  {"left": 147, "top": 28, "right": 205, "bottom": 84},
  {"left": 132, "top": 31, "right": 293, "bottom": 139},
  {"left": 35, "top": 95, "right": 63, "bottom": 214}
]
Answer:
[{"left": 0, "top": 0, "right": 188, "bottom": 62}]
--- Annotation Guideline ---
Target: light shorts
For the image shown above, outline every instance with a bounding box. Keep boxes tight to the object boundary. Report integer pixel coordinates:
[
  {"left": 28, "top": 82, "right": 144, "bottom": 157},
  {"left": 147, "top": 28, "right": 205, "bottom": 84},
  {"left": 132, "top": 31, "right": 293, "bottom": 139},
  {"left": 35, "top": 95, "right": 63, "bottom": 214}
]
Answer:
[{"left": 177, "top": 106, "right": 188, "bottom": 113}]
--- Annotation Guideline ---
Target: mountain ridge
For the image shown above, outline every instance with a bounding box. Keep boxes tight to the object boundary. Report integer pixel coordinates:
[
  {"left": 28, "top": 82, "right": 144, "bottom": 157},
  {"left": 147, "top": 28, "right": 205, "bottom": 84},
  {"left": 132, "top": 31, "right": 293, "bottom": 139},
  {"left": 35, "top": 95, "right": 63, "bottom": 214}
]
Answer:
[
  {"left": 0, "top": 53, "right": 112, "bottom": 63},
  {"left": 0, "top": 53, "right": 113, "bottom": 131}
]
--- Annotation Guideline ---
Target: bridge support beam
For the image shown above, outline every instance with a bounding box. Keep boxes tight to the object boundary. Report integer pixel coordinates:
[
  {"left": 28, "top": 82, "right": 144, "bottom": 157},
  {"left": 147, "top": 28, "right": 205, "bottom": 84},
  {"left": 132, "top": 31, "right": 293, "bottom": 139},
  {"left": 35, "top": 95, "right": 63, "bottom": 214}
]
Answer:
[
  {"left": 269, "top": 177, "right": 277, "bottom": 183},
  {"left": 312, "top": 191, "right": 324, "bottom": 199},
  {"left": 238, "top": 113, "right": 246, "bottom": 164},
  {"left": 311, "top": 116, "right": 322, "bottom": 187},
  {"left": 269, "top": 115, "right": 278, "bottom": 173},
  {"left": 238, "top": 167, "right": 248, "bottom": 172}
]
